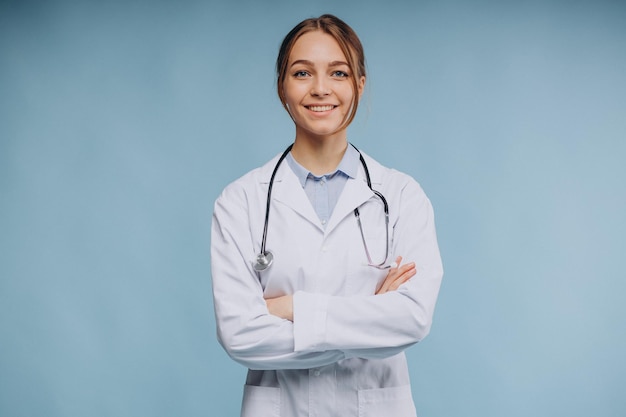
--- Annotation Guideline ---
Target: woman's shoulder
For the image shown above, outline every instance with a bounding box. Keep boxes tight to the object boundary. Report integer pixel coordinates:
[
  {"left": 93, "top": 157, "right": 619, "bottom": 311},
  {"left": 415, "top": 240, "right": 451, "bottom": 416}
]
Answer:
[
  {"left": 359, "top": 150, "right": 422, "bottom": 191},
  {"left": 215, "top": 152, "right": 284, "bottom": 202}
]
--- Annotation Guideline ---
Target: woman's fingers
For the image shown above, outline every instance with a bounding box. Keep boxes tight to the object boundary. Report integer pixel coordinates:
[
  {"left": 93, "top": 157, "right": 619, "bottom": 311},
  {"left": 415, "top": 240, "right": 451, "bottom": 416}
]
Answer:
[
  {"left": 376, "top": 256, "right": 416, "bottom": 294},
  {"left": 387, "top": 265, "right": 416, "bottom": 291},
  {"left": 376, "top": 256, "right": 401, "bottom": 294}
]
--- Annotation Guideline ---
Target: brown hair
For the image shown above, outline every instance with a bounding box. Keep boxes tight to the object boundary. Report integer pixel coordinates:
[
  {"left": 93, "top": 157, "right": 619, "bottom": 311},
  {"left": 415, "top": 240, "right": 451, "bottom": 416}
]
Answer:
[{"left": 276, "top": 14, "right": 366, "bottom": 131}]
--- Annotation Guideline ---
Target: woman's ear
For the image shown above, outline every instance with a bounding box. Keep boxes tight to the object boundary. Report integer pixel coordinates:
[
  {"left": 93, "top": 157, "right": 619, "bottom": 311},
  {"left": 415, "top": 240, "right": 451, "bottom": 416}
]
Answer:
[{"left": 357, "top": 76, "right": 366, "bottom": 99}]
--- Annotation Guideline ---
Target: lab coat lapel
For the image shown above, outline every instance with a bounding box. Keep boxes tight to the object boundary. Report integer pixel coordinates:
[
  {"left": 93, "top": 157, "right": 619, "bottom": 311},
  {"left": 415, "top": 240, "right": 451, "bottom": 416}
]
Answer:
[
  {"left": 257, "top": 149, "right": 382, "bottom": 234},
  {"left": 325, "top": 174, "right": 374, "bottom": 235},
  {"left": 269, "top": 164, "right": 322, "bottom": 230}
]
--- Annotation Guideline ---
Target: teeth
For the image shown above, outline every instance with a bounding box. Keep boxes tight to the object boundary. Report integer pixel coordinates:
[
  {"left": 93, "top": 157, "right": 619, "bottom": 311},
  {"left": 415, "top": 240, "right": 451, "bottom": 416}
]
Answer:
[{"left": 308, "top": 105, "right": 334, "bottom": 112}]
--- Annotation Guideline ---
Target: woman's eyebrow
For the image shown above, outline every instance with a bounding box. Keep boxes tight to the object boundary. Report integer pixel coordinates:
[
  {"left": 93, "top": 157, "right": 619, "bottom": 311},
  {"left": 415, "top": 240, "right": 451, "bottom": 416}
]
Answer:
[
  {"left": 328, "top": 60, "right": 349, "bottom": 67},
  {"left": 289, "top": 59, "right": 349, "bottom": 68},
  {"left": 289, "top": 59, "right": 314, "bottom": 68}
]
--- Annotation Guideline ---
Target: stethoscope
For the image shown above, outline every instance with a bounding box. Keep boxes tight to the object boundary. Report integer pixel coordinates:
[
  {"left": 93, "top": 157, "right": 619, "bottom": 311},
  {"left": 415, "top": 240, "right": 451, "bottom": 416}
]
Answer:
[{"left": 253, "top": 143, "right": 391, "bottom": 272}]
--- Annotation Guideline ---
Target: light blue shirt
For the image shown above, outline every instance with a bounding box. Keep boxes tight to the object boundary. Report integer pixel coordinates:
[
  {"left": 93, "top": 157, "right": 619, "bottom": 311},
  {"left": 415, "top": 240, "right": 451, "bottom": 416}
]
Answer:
[{"left": 286, "top": 144, "right": 360, "bottom": 228}]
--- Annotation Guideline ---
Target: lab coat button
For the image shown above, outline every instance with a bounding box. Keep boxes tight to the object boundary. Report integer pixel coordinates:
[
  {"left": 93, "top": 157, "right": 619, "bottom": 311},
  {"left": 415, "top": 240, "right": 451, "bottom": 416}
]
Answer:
[{"left": 321, "top": 219, "right": 327, "bottom": 225}]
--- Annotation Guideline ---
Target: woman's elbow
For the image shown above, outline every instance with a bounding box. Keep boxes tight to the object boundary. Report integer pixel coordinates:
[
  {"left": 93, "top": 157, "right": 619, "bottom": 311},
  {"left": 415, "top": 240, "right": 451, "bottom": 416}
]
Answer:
[{"left": 405, "top": 301, "right": 434, "bottom": 344}]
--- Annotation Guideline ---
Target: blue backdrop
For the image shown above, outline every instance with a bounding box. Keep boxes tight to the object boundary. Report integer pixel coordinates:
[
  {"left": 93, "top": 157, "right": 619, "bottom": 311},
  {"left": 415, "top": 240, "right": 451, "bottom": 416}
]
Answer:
[{"left": 1, "top": 0, "right": 625, "bottom": 416}]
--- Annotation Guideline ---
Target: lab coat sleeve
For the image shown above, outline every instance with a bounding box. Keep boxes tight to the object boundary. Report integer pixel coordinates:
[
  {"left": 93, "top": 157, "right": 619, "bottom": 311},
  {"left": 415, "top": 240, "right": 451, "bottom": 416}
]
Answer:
[
  {"left": 292, "top": 177, "right": 443, "bottom": 357},
  {"left": 211, "top": 181, "right": 345, "bottom": 370}
]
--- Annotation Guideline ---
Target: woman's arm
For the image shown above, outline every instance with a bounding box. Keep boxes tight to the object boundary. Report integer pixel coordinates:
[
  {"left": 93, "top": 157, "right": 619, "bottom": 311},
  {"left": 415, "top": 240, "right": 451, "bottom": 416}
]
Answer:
[
  {"left": 265, "top": 256, "right": 416, "bottom": 320},
  {"left": 211, "top": 184, "right": 346, "bottom": 370},
  {"left": 289, "top": 178, "right": 443, "bottom": 357}
]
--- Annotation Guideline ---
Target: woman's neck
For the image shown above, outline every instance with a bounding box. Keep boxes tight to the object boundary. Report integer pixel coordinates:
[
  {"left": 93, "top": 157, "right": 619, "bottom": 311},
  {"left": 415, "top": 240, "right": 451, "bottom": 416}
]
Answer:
[{"left": 291, "top": 130, "right": 348, "bottom": 175}]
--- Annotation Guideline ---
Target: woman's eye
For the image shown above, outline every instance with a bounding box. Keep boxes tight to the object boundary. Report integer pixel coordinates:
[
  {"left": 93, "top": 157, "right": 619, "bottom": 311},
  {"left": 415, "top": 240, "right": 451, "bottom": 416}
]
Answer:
[
  {"left": 293, "top": 71, "right": 309, "bottom": 78},
  {"left": 332, "top": 71, "right": 349, "bottom": 78}
]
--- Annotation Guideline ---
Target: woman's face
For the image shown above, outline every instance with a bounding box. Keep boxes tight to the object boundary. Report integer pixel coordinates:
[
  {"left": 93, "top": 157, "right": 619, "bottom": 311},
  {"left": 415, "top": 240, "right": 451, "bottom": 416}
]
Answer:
[{"left": 283, "top": 30, "right": 365, "bottom": 141}]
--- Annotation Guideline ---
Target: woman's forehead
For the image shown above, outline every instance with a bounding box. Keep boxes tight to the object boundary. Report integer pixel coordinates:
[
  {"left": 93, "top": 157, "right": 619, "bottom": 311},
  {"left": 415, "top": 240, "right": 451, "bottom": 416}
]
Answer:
[{"left": 288, "top": 31, "right": 347, "bottom": 64}]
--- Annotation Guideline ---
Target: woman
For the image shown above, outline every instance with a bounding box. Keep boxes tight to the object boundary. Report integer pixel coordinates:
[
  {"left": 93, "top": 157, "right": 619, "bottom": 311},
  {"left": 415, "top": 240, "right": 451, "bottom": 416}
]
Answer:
[{"left": 211, "top": 14, "right": 443, "bottom": 417}]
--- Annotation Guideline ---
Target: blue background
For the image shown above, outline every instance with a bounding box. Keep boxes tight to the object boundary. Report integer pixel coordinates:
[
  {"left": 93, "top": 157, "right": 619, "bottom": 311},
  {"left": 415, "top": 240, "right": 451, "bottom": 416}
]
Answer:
[{"left": 1, "top": 0, "right": 625, "bottom": 416}]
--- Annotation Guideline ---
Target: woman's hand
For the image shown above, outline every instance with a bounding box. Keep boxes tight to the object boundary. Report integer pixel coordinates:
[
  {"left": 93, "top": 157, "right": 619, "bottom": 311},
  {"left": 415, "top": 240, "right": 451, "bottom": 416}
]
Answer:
[
  {"left": 265, "top": 294, "right": 294, "bottom": 321},
  {"left": 376, "top": 256, "right": 416, "bottom": 295}
]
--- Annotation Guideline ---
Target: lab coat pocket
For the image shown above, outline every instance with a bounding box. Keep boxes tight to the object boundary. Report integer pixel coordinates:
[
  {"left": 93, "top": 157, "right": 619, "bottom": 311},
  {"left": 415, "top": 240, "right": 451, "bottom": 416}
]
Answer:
[
  {"left": 241, "top": 385, "right": 281, "bottom": 417},
  {"left": 357, "top": 385, "right": 416, "bottom": 417}
]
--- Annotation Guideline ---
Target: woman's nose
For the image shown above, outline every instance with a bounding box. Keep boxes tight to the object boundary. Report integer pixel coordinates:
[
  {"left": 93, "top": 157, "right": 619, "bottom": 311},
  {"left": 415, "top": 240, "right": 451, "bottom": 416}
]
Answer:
[{"left": 311, "top": 77, "right": 331, "bottom": 96}]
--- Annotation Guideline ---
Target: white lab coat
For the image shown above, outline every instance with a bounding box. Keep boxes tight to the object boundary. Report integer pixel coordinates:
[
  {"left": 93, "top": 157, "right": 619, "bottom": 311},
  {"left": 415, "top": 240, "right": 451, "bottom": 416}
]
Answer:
[{"left": 211, "top": 149, "right": 443, "bottom": 417}]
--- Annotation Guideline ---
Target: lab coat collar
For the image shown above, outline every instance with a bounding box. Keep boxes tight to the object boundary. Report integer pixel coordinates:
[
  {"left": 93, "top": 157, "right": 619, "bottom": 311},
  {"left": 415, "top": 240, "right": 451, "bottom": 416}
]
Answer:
[
  {"left": 327, "top": 150, "right": 384, "bottom": 234},
  {"left": 259, "top": 149, "right": 383, "bottom": 234},
  {"left": 258, "top": 152, "right": 320, "bottom": 229}
]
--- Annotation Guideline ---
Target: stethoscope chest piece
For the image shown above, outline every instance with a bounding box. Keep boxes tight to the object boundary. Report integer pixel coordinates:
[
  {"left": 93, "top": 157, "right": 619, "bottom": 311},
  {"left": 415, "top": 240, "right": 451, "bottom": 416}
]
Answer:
[{"left": 253, "top": 251, "right": 274, "bottom": 271}]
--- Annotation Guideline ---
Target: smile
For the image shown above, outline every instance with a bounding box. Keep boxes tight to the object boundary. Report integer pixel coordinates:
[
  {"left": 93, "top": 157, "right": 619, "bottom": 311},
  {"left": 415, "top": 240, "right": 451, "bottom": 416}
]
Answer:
[{"left": 306, "top": 105, "right": 336, "bottom": 112}]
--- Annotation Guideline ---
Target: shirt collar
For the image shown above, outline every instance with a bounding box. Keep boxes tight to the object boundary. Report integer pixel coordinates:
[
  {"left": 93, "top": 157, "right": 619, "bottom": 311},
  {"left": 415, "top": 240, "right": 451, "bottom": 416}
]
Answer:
[{"left": 286, "top": 143, "right": 360, "bottom": 188}]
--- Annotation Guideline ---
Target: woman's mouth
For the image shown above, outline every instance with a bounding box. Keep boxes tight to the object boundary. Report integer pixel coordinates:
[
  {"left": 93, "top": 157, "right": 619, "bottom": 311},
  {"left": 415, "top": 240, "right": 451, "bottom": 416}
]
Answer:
[{"left": 306, "top": 105, "right": 336, "bottom": 112}]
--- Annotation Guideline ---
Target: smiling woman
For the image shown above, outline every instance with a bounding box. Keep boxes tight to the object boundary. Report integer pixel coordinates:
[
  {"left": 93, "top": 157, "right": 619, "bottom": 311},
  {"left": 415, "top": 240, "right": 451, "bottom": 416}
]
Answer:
[
  {"left": 211, "top": 14, "right": 443, "bottom": 417},
  {"left": 276, "top": 14, "right": 366, "bottom": 138},
  {"left": 282, "top": 31, "right": 365, "bottom": 156}
]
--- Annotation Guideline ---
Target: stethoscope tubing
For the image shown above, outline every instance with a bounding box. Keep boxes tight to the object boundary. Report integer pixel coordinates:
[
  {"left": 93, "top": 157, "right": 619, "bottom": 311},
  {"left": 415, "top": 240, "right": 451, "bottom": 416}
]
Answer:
[
  {"left": 259, "top": 144, "right": 293, "bottom": 257},
  {"left": 254, "top": 143, "right": 390, "bottom": 271}
]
